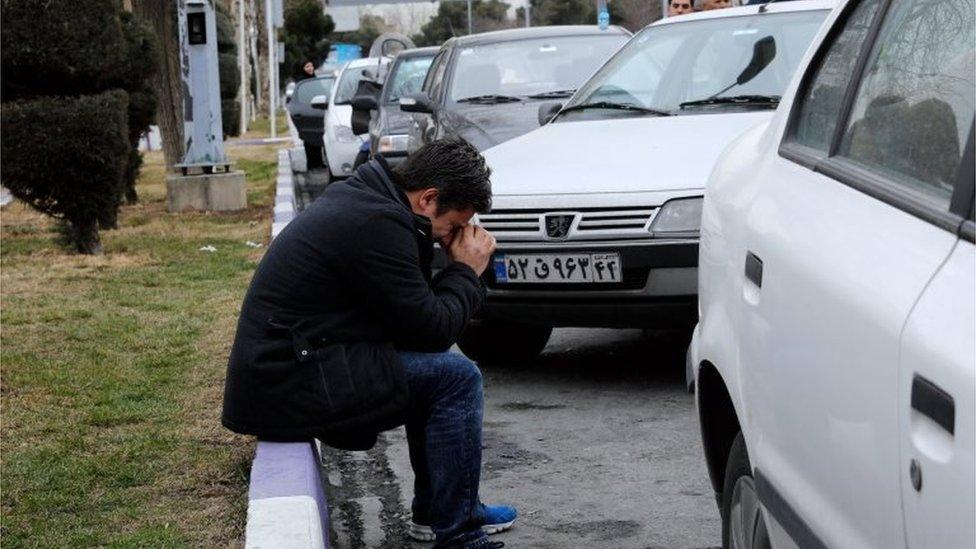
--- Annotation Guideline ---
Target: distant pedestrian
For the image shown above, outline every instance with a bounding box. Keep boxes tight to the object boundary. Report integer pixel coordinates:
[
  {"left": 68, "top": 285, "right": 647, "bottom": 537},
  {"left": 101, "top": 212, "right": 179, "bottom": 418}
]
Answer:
[
  {"left": 297, "top": 60, "right": 316, "bottom": 81},
  {"left": 668, "top": 0, "right": 695, "bottom": 15}
]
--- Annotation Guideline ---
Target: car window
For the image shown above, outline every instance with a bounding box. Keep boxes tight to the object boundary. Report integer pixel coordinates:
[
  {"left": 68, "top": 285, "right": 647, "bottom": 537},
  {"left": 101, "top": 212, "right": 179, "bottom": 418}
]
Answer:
[
  {"left": 424, "top": 50, "right": 448, "bottom": 99},
  {"left": 836, "top": 0, "right": 975, "bottom": 208},
  {"left": 334, "top": 61, "right": 386, "bottom": 105},
  {"left": 790, "top": 0, "right": 884, "bottom": 151},
  {"left": 296, "top": 77, "right": 335, "bottom": 104},
  {"left": 449, "top": 35, "right": 628, "bottom": 101},
  {"left": 563, "top": 11, "right": 826, "bottom": 118},
  {"left": 385, "top": 56, "right": 435, "bottom": 104}
]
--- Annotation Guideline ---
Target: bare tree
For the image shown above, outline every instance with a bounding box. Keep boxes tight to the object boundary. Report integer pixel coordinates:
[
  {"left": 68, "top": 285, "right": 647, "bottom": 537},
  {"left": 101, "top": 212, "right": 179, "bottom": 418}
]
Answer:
[{"left": 132, "top": 0, "right": 184, "bottom": 170}]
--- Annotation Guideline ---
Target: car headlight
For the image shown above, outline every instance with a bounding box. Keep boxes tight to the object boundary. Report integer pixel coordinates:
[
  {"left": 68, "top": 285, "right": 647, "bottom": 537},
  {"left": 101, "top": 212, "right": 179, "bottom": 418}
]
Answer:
[
  {"left": 334, "top": 124, "right": 357, "bottom": 143},
  {"left": 650, "top": 196, "right": 703, "bottom": 238},
  {"left": 378, "top": 134, "right": 409, "bottom": 153}
]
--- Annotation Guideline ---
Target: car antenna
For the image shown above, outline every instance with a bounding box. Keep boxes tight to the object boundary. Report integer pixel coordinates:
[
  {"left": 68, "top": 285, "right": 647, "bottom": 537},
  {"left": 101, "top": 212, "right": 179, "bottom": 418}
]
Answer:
[{"left": 758, "top": 0, "right": 778, "bottom": 14}]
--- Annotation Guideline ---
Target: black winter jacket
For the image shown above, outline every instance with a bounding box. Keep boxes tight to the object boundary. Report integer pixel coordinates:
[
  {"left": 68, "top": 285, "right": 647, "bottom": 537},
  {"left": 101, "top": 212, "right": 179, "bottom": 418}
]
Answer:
[{"left": 221, "top": 158, "right": 484, "bottom": 446}]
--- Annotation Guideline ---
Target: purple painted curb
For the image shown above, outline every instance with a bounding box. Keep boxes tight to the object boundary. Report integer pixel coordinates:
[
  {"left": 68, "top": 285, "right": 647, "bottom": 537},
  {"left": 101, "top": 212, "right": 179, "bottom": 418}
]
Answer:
[{"left": 249, "top": 441, "right": 330, "bottom": 547}]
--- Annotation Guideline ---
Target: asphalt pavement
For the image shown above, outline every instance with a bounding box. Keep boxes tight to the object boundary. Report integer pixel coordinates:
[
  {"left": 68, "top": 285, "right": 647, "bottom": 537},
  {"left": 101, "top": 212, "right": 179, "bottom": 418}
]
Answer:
[
  {"left": 321, "top": 328, "right": 721, "bottom": 549},
  {"left": 297, "top": 170, "right": 721, "bottom": 549}
]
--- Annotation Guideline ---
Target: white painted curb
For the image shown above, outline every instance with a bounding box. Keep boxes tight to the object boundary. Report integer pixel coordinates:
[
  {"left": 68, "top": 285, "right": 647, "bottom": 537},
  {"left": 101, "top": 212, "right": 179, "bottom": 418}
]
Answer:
[{"left": 272, "top": 149, "right": 297, "bottom": 240}]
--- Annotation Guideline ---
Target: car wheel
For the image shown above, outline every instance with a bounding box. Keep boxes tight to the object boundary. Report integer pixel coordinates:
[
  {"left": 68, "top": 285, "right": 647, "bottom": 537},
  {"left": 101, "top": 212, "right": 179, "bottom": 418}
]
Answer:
[
  {"left": 722, "top": 432, "right": 771, "bottom": 549},
  {"left": 456, "top": 321, "right": 552, "bottom": 365}
]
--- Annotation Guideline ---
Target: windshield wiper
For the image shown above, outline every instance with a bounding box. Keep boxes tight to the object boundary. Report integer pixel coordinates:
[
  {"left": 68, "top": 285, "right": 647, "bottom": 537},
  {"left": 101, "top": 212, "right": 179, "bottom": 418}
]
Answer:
[
  {"left": 525, "top": 89, "right": 577, "bottom": 99},
  {"left": 559, "top": 101, "right": 672, "bottom": 117},
  {"left": 456, "top": 94, "right": 523, "bottom": 104},
  {"left": 679, "top": 94, "right": 781, "bottom": 109}
]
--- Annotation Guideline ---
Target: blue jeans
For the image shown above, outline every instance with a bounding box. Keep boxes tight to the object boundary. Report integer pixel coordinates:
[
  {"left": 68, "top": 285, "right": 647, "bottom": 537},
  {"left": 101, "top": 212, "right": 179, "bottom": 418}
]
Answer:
[{"left": 399, "top": 351, "right": 491, "bottom": 549}]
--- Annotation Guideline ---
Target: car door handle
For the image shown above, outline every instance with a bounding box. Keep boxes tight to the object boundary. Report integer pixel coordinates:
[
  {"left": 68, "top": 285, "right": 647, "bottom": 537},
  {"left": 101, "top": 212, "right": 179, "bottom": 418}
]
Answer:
[
  {"left": 911, "top": 375, "right": 955, "bottom": 435},
  {"left": 745, "top": 251, "right": 763, "bottom": 288}
]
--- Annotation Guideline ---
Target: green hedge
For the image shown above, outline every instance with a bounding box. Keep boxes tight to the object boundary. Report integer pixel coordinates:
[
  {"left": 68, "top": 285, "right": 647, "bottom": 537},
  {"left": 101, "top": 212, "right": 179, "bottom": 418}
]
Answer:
[
  {"left": 1, "top": 0, "right": 126, "bottom": 100},
  {"left": 1, "top": 91, "right": 130, "bottom": 253}
]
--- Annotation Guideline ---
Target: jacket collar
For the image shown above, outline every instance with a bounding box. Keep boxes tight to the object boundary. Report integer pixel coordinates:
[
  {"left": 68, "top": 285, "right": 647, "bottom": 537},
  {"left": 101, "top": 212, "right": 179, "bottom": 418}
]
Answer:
[{"left": 359, "top": 157, "right": 434, "bottom": 241}]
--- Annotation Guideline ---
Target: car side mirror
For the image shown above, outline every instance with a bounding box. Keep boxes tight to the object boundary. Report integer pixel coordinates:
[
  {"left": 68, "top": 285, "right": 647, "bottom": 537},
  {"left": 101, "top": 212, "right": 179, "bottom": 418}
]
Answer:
[
  {"left": 538, "top": 102, "right": 563, "bottom": 126},
  {"left": 400, "top": 92, "right": 434, "bottom": 114},
  {"left": 310, "top": 94, "right": 329, "bottom": 110},
  {"left": 350, "top": 94, "right": 378, "bottom": 112},
  {"left": 737, "top": 36, "right": 776, "bottom": 86}
]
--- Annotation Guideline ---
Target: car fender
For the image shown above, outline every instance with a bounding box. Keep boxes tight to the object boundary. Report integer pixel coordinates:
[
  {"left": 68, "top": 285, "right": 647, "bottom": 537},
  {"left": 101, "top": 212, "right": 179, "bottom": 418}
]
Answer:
[{"left": 694, "top": 119, "right": 775, "bottom": 495}]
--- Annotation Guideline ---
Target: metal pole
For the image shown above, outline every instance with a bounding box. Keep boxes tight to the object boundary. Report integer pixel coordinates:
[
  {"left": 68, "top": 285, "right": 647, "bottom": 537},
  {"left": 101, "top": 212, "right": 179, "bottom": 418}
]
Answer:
[
  {"left": 266, "top": 0, "right": 276, "bottom": 138},
  {"left": 466, "top": 0, "right": 472, "bottom": 34},
  {"left": 238, "top": 0, "right": 248, "bottom": 135},
  {"left": 524, "top": 0, "right": 530, "bottom": 26}
]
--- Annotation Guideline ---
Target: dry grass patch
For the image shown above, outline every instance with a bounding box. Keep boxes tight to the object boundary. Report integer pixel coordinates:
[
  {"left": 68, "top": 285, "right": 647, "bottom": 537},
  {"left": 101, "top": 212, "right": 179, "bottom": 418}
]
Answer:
[{"left": 1, "top": 144, "right": 283, "bottom": 546}]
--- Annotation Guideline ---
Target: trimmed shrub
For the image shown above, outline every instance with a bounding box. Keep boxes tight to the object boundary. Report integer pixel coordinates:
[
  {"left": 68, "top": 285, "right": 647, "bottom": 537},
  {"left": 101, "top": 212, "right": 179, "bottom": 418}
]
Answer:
[
  {"left": 1, "top": 0, "right": 126, "bottom": 101},
  {"left": 222, "top": 99, "right": 242, "bottom": 139},
  {"left": 114, "top": 12, "right": 160, "bottom": 205},
  {"left": 216, "top": 2, "right": 238, "bottom": 55},
  {"left": 1, "top": 91, "right": 130, "bottom": 254},
  {"left": 216, "top": 2, "right": 242, "bottom": 137},
  {"left": 219, "top": 53, "right": 242, "bottom": 100}
]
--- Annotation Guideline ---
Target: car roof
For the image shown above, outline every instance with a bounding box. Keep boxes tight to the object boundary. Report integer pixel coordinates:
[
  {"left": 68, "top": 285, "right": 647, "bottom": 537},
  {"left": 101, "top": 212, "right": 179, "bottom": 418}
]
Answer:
[
  {"left": 451, "top": 25, "right": 630, "bottom": 47},
  {"left": 343, "top": 56, "right": 390, "bottom": 69},
  {"left": 396, "top": 46, "right": 440, "bottom": 59},
  {"left": 652, "top": 0, "right": 836, "bottom": 26}
]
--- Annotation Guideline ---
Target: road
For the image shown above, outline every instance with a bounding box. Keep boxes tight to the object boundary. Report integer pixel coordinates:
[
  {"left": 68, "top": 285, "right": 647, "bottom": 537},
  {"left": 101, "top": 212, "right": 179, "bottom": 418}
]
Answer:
[
  {"left": 320, "top": 328, "right": 721, "bottom": 549},
  {"left": 296, "top": 169, "right": 721, "bottom": 548}
]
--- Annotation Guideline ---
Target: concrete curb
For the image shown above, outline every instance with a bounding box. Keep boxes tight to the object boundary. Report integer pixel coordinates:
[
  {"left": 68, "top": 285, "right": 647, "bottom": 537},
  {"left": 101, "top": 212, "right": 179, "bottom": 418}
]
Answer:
[
  {"left": 272, "top": 149, "right": 297, "bottom": 239},
  {"left": 245, "top": 441, "right": 330, "bottom": 549}
]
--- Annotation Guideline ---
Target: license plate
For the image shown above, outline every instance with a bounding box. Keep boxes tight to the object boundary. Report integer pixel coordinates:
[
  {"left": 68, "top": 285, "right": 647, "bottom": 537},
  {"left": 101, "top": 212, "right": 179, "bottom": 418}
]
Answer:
[{"left": 493, "top": 253, "right": 622, "bottom": 283}]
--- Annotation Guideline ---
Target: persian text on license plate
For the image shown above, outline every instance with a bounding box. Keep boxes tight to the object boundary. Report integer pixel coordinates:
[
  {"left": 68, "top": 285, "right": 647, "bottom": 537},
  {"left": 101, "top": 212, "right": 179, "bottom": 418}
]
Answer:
[{"left": 493, "top": 253, "right": 622, "bottom": 283}]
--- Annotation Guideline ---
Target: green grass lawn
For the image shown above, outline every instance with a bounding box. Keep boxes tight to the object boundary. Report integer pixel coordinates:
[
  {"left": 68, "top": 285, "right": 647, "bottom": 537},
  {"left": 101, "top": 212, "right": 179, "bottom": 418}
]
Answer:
[{"left": 1, "top": 144, "right": 281, "bottom": 546}]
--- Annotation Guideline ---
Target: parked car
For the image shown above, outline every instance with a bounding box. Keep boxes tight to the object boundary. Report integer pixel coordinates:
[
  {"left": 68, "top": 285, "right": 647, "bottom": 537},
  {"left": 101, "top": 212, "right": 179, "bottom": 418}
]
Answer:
[
  {"left": 352, "top": 46, "right": 438, "bottom": 167},
  {"left": 286, "top": 75, "right": 336, "bottom": 169},
  {"left": 461, "top": 1, "right": 832, "bottom": 362},
  {"left": 399, "top": 26, "right": 630, "bottom": 152},
  {"left": 688, "top": 0, "right": 974, "bottom": 544},
  {"left": 323, "top": 57, "right": 389, "bottom": 181}
]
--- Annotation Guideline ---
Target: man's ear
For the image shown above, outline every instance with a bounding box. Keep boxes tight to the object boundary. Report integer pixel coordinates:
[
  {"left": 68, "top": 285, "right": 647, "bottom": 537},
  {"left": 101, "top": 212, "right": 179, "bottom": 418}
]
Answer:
[{"left": 418, "top": 187, "right": 440, "bottom": 213}]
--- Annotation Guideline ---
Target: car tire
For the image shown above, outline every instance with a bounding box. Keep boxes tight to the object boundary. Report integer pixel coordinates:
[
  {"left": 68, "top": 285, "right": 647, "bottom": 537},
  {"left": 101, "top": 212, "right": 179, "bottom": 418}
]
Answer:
[
  {"left": 456, "top": 321, "right": 552, "bottom": 365},
  {"left": 721, "top": 432, "right": 771, "bottom": 549}
]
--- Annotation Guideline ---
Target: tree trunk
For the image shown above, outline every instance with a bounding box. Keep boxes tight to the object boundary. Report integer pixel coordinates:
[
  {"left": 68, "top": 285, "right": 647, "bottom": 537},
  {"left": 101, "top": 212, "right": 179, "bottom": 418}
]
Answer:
[
  {"left": 132, "top": 0, "right": 184, "bottom": 171},
  {"left": 70, "top": 218, "right": 103, "bottom": 255}
]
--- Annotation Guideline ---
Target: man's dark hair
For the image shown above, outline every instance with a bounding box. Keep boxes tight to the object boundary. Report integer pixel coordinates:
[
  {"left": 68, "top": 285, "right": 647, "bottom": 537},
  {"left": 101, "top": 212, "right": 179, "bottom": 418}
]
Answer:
[{"left": 392, "top": 138, "right": 492, "bottom": 214}]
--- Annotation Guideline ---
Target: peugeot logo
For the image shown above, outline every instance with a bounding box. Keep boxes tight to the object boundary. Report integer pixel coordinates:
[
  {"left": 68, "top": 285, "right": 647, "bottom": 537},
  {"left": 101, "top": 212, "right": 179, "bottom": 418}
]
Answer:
[{"left": 544, "top": 214, "right": 576, "bottom": 240}]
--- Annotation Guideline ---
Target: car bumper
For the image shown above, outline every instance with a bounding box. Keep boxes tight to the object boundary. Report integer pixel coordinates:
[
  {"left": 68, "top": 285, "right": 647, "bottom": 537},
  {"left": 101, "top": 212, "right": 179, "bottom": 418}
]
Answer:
[
  {"left": 324, "top": 137, "right": 363, "bottom": 178},
  {"left": 443, "top": 238, "right": 700, "bottom": 328}
]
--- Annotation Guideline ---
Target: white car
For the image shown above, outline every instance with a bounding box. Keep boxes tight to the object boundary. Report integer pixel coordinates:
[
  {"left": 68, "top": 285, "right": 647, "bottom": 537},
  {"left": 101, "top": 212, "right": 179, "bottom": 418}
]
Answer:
[
  {"left": 463, "top": 1, "right": 833, "bottom": 363},
  {"left": 323, "top": 57, "right": 389, "bottom": 180},
  {"left": 689, "top": 0, "right": 975, "bottom": 544}
]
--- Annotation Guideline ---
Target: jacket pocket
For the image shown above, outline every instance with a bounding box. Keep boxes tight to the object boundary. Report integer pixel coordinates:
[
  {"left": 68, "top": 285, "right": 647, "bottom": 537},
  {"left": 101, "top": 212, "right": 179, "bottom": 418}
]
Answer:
[{"left": 313, "top": 340, "right": 407, "bottom": 424}]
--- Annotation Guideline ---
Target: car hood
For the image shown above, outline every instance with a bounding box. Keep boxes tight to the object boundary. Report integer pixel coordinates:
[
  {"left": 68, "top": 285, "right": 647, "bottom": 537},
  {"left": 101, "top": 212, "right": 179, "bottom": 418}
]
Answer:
[
  {"left": 441, "top": 101, "right": 546, "bottom": 151},
  {"left": 483, "top": 112, "right": 772, "bottom": 196}
]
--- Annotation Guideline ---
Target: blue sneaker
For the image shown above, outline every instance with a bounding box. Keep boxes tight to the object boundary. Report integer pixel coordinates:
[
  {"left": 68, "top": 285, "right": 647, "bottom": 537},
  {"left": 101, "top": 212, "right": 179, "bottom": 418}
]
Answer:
[{"left": 407, "top": 505, "right": 518, "bottom": 542}]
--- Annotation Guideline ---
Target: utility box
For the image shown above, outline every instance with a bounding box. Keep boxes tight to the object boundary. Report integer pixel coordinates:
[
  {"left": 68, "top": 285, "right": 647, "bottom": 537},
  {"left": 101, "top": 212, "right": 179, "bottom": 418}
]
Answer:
[{"left": 169, "top": 0, "right": 246, "bottom": 212}]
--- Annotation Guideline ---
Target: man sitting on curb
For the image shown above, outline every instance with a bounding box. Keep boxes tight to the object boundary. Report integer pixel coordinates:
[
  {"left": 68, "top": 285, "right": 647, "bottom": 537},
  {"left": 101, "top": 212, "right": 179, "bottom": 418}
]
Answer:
[{"left": 222, "top": 138, "right": 516, "bottom": 549}]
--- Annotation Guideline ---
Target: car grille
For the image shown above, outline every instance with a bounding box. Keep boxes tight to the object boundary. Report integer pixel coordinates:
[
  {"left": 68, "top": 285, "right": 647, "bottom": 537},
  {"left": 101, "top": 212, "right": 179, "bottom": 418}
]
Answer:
[{"left": 476, "top": 207, "right": 657, "bottom": 241}]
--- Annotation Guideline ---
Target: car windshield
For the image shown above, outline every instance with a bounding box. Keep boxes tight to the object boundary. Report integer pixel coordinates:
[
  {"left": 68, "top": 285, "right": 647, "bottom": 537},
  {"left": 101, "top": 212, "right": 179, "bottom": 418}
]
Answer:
[
  {"left": 561, "top": 10, "right": 828, "bottom": 119},
  {"left": 449, "top": 34, "right": 628, "bottom": 102},
  {"left": 296, "top": 77, "right": 335, "bottom": 104},
  {"left": 385, "top": 55, "right": 435, "bottom": 103},
  {"left": 334, "top": 62, "right": 385, "bottom": 104}
]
